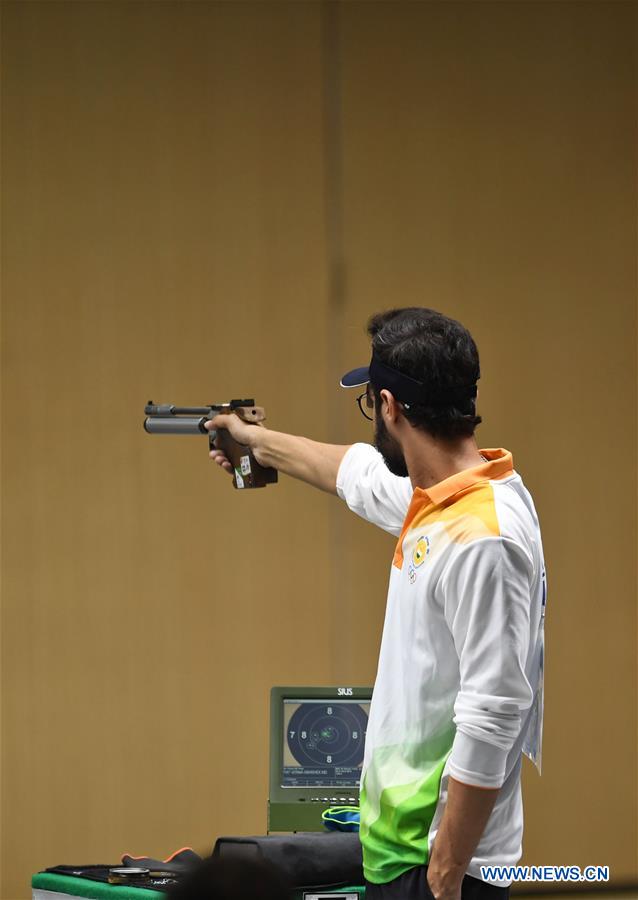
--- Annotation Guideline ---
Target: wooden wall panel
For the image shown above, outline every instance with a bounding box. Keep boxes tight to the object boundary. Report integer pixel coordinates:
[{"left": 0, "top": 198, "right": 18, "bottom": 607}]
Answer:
[{"left": 1, "top": 3, "right": 332, "bottom": 897}]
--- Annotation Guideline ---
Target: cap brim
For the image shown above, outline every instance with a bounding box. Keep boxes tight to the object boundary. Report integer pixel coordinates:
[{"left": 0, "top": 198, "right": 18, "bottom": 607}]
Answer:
[{"left": 340, "top": 365, "right": 370, "bottom": 388}]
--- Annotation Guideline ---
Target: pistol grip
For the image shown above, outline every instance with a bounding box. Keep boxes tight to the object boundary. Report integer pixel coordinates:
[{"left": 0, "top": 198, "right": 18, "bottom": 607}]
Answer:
[{"left": 214, "top": 429, "right": 278, "bottom": 489}]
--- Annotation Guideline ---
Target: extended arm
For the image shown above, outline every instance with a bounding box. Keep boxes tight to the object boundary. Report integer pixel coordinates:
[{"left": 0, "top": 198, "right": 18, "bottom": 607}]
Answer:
[
  {"left": 206, "top": 414, "right": 349, "bottom": 495},
  {"left": 207, "top": 414, "right": 412, "bottom": 532}
]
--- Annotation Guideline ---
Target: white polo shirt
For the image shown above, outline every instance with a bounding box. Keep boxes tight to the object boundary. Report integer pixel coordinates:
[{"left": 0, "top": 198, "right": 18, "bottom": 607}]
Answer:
[{"left": 336, "top": 444, "right": 546, "bottom": 887}]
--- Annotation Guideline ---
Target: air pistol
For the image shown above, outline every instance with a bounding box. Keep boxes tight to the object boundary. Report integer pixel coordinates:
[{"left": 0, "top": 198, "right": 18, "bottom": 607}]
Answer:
[{"left": 144, "top": 399, "right": 278, "bottom": 489}]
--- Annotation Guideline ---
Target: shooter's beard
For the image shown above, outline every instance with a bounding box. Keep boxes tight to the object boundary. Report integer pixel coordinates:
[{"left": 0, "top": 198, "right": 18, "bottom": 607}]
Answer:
[{"left": 374, "top": 414, "right": 409, "bottom": 478}]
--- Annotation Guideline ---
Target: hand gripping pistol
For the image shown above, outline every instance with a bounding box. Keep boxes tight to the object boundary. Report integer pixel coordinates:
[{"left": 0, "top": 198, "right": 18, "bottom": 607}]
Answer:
[{"left": 143, "top": 400, "right": 278, "bottom": 489}]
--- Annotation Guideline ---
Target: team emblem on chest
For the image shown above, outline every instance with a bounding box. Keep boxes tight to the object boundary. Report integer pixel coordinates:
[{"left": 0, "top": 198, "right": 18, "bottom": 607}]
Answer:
[{"left": 408, "top": 534, "right": 430, "bottom": 583}]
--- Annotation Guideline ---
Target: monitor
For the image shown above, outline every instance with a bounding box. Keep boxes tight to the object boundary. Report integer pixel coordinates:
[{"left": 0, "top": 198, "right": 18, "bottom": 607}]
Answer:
[{"left": 268, "top": 686, "right": 372, "bottom": 833}]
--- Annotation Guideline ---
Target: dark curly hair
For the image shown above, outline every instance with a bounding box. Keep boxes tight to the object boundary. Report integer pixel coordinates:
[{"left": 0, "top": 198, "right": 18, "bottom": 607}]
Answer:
[{"left": 367, "top": 307, "right": 482, "bottom": 440}]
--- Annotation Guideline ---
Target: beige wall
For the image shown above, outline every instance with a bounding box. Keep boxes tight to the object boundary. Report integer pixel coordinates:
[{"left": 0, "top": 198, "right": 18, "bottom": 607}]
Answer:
[{"left": 2, "top": 2, "right": 636, "bottom": 898}]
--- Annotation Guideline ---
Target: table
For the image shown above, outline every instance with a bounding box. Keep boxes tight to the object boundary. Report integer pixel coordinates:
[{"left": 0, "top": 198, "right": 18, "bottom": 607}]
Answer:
[{"left": 32, "top": 872, "right": 366, "bottom": 900}]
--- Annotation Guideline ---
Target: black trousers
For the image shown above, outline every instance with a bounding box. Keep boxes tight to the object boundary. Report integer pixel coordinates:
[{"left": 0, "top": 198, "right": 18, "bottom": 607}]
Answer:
[{"left": 364, "top": 866, "right": 509, "bottom": 900}]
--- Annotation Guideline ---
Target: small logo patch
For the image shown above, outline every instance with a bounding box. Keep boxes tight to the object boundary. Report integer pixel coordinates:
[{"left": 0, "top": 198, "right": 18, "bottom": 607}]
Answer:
[
  {"left": 408, "top": 535, "right": 430, "bottom": 584},
  {"left": 412, "top": 535, "right": 430, "bottom": 567}
]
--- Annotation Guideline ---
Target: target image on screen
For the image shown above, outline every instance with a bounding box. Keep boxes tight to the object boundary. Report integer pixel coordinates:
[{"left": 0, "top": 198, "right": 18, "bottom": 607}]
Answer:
[{"left": 282, "top": 699, "right": 369, "bottom": 788}]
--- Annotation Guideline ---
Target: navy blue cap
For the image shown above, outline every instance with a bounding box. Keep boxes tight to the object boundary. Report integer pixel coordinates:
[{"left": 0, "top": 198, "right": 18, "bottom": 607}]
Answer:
[
  {"left": 339, "top": 365, "right": 370, "bottom": 389},
  {"left": 340, "top": 355, "right": 477, "bottom": 406}
]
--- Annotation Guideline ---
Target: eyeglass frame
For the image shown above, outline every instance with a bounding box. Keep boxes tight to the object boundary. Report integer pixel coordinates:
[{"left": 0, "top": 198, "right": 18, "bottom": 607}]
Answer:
[{"left": 356, "top": 384, "right": 375, "bottom": 421}]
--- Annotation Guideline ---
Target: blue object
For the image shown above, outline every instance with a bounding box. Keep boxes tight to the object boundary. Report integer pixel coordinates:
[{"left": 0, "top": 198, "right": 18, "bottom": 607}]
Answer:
[{"left": 322, "top": 806, "right": 360, "bottom": 833}]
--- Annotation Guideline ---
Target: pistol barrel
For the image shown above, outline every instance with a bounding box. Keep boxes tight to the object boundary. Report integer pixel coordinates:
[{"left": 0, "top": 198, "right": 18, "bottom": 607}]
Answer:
[
  {"left": 145, "top": 402, "right": 214, "bottom": 416},
  {"left": 144, "top": 416, "right": 209, "bottom": 435}
]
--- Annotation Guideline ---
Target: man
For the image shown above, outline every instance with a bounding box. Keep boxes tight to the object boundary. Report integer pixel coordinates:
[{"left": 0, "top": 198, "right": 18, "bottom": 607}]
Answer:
[{"left": 207, "top": 308, "right": 545, "bottom": 900}]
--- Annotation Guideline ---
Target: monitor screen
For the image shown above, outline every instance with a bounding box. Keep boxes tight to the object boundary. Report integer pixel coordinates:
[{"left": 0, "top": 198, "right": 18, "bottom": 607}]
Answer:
[{"left": 282, "top": 698, "right": 370, "bottom": 788}]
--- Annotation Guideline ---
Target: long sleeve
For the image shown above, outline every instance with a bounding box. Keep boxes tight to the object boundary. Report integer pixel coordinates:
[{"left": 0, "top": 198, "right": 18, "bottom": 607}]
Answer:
[
  {"left": 442, "top": 537, "right": 535, "bottom": 788},
  {"left": 336, "top": 443, "right": 413, "bottom": 537}
]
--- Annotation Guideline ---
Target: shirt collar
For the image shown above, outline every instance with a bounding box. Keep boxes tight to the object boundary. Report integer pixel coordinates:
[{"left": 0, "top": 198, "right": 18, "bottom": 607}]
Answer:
[{"left": 418, "top": 448, "right": 514, "bottom": 507}]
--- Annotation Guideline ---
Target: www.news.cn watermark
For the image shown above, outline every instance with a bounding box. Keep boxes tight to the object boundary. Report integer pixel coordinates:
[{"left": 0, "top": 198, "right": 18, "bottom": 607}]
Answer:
[{"left": 480, "top": 866, "right": 610, "bottom": 883}]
